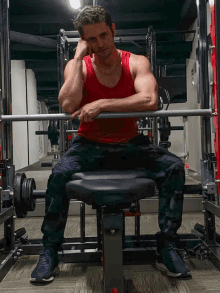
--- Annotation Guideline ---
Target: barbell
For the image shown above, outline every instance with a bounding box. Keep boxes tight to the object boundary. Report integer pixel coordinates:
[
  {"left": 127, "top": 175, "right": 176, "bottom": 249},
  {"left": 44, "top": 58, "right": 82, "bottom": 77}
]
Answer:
[
  {"left": 0, "top": 109, "right": 215, "bottom": 122},
  {"left": 13, "top": 171, "right": 203, "bottom": 218}
]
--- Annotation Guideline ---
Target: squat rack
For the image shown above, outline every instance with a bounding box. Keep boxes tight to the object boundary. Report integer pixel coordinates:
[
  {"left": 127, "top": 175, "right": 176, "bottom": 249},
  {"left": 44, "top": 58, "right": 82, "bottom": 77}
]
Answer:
[{"left": 0, "top": 0, "right": 220, "bottom": 285}]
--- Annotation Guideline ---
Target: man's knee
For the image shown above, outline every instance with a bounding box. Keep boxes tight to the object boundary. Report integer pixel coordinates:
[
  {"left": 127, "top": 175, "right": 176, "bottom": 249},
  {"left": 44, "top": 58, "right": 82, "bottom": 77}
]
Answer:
[
  {"left": 170, "top": 160, "right": 186, "bottom": 188},
  {"left": 173, "top": 160, "right": 185, "bottom": 178},
  {"left": 48, "top": 168, "right": 75, "bottom": 190}
]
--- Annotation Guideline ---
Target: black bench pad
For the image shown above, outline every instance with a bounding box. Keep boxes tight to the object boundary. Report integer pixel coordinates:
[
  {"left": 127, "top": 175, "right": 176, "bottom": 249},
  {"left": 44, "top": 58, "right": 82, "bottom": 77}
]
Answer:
[
  {"left": 71, "top": 169, "right": 150, "bottom": 181},
  {"left": 66, "top": 170, "right": 156, "bottom": 207}
]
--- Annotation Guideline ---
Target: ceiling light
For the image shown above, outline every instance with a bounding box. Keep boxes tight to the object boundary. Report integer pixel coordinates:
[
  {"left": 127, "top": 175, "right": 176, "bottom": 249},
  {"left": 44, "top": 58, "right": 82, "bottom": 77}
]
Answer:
[{"left": 69, "top": 0, "right": 81, "bottom": 9}]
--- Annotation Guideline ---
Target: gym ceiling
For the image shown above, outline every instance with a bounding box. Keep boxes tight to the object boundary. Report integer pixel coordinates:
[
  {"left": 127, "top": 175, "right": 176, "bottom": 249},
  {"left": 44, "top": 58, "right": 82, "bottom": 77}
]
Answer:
[{"left": 10, "top": 0, "right": 197, "bottom": 111}]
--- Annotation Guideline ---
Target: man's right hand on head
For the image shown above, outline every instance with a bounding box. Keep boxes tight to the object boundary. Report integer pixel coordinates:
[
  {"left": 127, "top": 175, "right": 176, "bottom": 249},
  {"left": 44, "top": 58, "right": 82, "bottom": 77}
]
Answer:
[{"left": 74, "top": 39, "right": 94, "bottom": 60}]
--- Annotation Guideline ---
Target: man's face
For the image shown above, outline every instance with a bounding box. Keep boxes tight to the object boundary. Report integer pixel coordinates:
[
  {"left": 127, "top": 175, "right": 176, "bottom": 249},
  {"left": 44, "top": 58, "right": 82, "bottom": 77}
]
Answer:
[{"left": 82, "top": 22, "right": 116, "bottom": 59}]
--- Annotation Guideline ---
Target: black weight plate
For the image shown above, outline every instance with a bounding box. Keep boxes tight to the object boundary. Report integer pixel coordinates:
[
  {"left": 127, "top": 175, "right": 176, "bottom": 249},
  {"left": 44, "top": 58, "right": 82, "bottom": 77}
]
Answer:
[
  {"left": 14, "top": 173, "right": 27, "bottom": 218},
  {"left": 27, "top": 178, "right": 36, "bottom": 211},
  {"left": 26, "top": 178, "right": 31, "bottom": 211},
  {"left": 22, "top": 178, "right": 29, "bottom": 212},
  {"left": 31, "top": 178, "right": 36, "bottom": 211},
  {"left": 14, "top": 173, "right": 24, "bottom": 205}
]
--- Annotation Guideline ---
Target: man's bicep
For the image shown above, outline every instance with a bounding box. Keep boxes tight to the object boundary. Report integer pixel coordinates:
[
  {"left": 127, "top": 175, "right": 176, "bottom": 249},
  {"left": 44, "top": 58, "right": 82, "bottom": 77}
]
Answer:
[
  {"left": 63, "top": 59, "right": 73, "bottom": 82},
  {"left": 63, "top": 59, "right": 84, "bottom": 93},
  {"left": 134, "top": 56, "right": 158, "bottom": 104},
  {"left": 134, "top": 73, "right": 158, "bottom": 96},
  {"left": 64, "top": 59, "right": 84, "bottom": 84}
]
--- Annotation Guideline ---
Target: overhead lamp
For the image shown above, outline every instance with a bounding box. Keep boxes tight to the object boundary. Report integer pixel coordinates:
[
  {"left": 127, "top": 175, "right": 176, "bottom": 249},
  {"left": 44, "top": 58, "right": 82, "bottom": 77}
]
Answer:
[{"left": 69, "top": 0, "right": 81, "bottom": 9}]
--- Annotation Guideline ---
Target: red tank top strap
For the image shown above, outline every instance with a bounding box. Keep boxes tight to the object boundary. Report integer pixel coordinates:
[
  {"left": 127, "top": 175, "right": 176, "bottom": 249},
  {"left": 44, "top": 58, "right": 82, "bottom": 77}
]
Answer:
[
  {"left": 83, "top": 55, "right": 95, "bottom": 83},
  {"left": 122, "top": 50, "right": 131, "bottom": 75}
]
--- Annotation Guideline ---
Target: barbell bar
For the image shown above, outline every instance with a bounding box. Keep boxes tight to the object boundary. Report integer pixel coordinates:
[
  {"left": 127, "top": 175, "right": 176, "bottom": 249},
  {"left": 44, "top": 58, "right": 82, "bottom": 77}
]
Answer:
[{"left": 0, "top": 109, "right": 214, "bottom": 122}]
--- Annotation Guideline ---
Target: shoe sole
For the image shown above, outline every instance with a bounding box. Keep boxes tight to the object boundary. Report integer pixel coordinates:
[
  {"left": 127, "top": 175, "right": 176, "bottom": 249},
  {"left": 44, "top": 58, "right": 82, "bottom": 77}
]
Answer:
[
  {"left": 30, "top": 266, "right": 60, "bottom": 283},
  {"left": 156, "top": 262, "right": 191, "bottom": 278}
]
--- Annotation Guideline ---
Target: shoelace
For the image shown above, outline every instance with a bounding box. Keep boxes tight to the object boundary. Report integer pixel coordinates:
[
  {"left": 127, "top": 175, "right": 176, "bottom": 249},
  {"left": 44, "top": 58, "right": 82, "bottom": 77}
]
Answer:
[
  {"left": 38, "top": 250, "right": 51, "bottom": 267},
  {"left": 38, "top": 247, "right": 64, "bottom": 266},
  {"left": 168, "top": 244, "right": 184, "bottom": 262},
  {"left": 170, "top": 249, "right": 179, "bottom": 261}
]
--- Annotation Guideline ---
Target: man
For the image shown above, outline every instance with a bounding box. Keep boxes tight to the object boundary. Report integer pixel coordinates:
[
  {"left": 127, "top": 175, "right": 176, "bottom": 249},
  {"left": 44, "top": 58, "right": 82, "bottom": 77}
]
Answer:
[{"left": 30, "top": 5, "right": 191, "bottom": 283}]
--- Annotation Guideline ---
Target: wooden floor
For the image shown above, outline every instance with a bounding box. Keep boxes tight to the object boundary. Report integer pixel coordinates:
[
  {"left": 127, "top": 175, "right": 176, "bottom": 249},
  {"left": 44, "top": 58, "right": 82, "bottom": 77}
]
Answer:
[{"left": 1, "top": 213, "right": 220, "bottom": 292}]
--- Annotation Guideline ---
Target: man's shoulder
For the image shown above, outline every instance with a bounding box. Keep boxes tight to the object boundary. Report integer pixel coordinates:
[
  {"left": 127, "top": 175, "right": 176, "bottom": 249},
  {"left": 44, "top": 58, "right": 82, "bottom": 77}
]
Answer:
[
  {"left": 129, "top": 53, "right": 150, "bottom": 65},
  {"left": 127, "top": 52, "right": 150, "bottom": 77}
]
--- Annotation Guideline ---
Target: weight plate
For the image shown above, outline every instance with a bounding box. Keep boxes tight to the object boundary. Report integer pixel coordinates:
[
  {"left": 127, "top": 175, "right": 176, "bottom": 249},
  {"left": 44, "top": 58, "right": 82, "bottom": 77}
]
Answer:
[
  {"left": 22, "top": 178, "right": 29, "bottom": 212},
  {"left": 14, "top": 173, "right": 27, "bottom": 218},
  {"left": 26, "top": 178, "right": 31, "bottom": 211},
  {"left": 27, "top": 178, "right": 36, "bottom": 211},
  {"left": 48, "top": 120, "right": 59, "bottom": 145}
]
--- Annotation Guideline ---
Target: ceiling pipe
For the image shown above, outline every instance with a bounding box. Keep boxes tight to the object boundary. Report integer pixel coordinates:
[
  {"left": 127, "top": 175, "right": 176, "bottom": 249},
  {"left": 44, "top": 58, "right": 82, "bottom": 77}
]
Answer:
[{"left": 10, "top": 31, "right": 57, "bottom": 48}]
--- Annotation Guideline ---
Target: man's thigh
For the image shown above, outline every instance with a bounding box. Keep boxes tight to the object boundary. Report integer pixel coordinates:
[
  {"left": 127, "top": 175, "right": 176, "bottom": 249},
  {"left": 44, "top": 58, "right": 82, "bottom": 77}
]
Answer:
[
  {"left": 54, "top": 136, "right": 105, "bottom": 172},
  {"left": 125, "top": 136, "right": 185, "bottom": 184},
  {"left": 48, "top": 136, "right": 106, "bottom": 190}
]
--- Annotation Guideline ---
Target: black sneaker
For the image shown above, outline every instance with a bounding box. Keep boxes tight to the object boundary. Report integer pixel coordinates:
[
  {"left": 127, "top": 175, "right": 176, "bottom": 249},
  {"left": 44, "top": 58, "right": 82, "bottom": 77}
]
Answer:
[
  {"left": 156, "top": 241, "right": 191, "bottom": 278},
  {"left": 30, "top": 248, "right": 60, "bottom": 283}
]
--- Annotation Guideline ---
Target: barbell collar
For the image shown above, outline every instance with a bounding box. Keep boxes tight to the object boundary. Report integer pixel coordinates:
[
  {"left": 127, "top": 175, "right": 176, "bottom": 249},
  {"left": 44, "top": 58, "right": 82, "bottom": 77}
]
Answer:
[
  {"left": 1, "top": 109, "right": 213, "bottom": 122},
  {"left": 32, "top": 189, "right": 46, "bottom": 199}
]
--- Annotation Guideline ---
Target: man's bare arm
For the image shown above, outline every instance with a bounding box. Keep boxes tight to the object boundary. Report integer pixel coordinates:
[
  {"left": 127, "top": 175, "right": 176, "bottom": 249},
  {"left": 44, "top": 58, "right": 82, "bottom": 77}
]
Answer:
[
  {"left": 58, "top": 58, "right": 84, "bottom": 113},
  {"left": 100, "top": 55, "right": 158, "bottom": 112}
]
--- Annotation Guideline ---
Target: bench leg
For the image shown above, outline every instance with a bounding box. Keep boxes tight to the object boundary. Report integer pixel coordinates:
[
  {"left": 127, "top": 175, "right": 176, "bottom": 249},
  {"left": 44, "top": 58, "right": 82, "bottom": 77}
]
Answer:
[{"left": 102, "top": 212, "right": 124, "bottom": 293}]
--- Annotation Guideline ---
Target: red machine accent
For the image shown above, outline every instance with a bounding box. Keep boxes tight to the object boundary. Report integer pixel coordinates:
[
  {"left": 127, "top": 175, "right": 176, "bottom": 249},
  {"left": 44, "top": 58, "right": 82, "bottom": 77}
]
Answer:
[
  {"left": 67, "top": 135, "right": 72, "bottom": 141},
  {"left": 185, "top": 163, "right": 189, "bottom": 169},
  {"left": 210, "top": 2, "right": 220, "bottom": 195},
  {"left": 111, "top": 288, "right": 119, "bottom": 293},
  {"left": 124, "top": 211, "right": 141, "bottom": 217}
]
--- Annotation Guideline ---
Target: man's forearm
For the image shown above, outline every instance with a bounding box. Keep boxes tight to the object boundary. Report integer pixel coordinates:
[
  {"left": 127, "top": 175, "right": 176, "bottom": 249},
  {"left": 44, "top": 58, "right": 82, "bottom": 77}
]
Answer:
[{"left": 100, "top": 93, "right": 158, "bottom": 113}]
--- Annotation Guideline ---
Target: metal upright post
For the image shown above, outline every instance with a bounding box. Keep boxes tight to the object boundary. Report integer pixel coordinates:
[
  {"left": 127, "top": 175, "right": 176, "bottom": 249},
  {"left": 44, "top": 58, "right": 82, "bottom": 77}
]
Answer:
[
  {"left": 152, "top": 28, "right": 158, "bottom": 146},
  {"left": 0, "top": 1, "right": 3, "bottom": 162},
  {"left": 57, "top": 29, "right": 66, "bottom": 158},
  {"left": 0, "top": 0, "right": 15, "bottom": 252},
  {"left": 0, "top": 0, "right": 13, "bottom": 162},
  {"left": 197, "top": 0, "right": 216, "bottom": 244},
  {"left": 147, "top": 27, "right": 158, "bottom": 145},
  {"left": 215, "top": 0, "right": 220, "bottom": 192}
]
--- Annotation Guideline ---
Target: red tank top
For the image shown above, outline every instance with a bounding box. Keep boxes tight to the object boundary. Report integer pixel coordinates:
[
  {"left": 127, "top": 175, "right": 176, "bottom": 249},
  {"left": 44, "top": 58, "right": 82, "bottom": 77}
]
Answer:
[{"left": 77, "top": 50, "right": 138, "bottom": 143}]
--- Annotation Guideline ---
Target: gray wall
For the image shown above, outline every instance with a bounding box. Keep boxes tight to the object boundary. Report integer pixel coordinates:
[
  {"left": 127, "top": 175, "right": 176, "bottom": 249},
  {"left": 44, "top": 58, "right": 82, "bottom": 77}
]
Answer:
[
  {"left": 11, "top": 61, "right": 49, "bottom": 170},
  {"left": 11, "top": 60, "right": 29, "bottom": 171},
  {"left": 26, "top": 69, "right": 39, "bottom": 166}
]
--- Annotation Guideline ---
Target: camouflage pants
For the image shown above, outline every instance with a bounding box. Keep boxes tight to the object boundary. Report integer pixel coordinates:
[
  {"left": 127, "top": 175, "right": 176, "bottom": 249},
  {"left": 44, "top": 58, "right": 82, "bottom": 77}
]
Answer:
[{"left": 41, "top": 134, "right": 185, "bottom": 249}]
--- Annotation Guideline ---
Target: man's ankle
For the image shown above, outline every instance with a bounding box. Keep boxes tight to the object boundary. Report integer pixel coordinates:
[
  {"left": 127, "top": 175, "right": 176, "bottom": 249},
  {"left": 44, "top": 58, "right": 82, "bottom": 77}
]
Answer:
[
  {"left": 156, "top": 232, "right": 179, "bottom": 242},
  {"left": 155, "top": 231, "right": 180, "bottom": 254},
  {"left": 44, "top": 245, "right": 59, "bottom": 253}
]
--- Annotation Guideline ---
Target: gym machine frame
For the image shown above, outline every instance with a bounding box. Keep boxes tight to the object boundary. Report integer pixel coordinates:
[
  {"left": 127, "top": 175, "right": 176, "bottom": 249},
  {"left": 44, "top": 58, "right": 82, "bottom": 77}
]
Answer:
[{"left": 0, "top": 0, "right": 220, "bottom": 289}]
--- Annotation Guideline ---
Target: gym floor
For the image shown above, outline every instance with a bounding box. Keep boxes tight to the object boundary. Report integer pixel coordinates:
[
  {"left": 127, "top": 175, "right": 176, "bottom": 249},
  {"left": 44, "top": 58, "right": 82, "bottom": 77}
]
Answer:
[{"left": 1, "top": 154, "right": 220, "bottom": 292}]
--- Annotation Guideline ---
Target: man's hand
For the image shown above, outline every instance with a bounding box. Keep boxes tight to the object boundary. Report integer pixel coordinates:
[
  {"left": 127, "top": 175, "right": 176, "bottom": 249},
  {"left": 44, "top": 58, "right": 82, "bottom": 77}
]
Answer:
[{"left": 70, "top": 99, "right": 104, "bottom": 122}]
